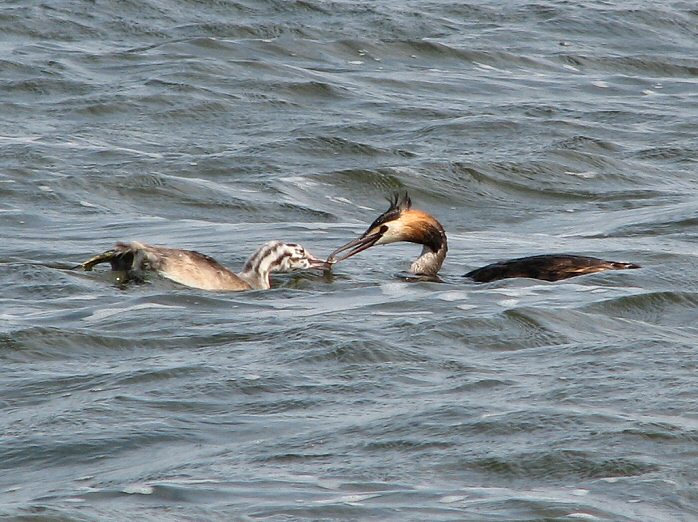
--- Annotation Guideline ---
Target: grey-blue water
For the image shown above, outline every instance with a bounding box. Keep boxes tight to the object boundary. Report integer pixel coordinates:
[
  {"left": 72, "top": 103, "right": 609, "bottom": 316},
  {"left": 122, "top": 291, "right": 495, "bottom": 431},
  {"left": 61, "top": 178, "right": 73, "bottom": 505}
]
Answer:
[{"left": 2, "top": 1, "right": 697, "bottom": 520}]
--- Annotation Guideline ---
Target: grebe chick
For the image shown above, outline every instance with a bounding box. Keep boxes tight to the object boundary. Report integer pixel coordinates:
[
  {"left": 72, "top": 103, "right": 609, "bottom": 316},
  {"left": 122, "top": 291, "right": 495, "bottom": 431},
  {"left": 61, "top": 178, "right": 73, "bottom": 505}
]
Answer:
[
  {"left": 329, "top": 193, "right": 639, "bottom": 282},
  {"left": 79, "top": 240, "right": 330, "bottom": 291}
]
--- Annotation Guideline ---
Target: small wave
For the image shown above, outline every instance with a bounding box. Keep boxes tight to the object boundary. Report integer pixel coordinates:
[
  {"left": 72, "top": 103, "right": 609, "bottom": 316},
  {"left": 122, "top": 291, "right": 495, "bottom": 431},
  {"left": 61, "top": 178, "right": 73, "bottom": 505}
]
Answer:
[
  {"left": 583, "top": 291, "right": 698, "bottom": 328},
  {"left": 296, "top": 337, "right": 424, "bottom": 365},
  {"left": 462, "top": 450, "right": 657, "bottom": 481}
]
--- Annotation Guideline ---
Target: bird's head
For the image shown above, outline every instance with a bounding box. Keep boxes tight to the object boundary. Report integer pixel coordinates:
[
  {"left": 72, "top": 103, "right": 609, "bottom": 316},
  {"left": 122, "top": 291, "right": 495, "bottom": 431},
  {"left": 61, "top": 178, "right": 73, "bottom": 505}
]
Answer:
[
  {"left": 276, "top": 242, "right": 330, "bottom": 272},
  {"left": 244, "top": 241, "right": 330, "bottom": 276},
  {"left": 329, "top": 193, "right": 446, "bottom": 263}
]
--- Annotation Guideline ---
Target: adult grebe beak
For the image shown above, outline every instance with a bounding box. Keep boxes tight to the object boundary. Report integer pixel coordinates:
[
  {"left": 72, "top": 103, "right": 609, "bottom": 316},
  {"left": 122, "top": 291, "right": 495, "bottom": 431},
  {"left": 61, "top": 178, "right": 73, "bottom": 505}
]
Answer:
[{"left": 328, "top": 230, "right": 383, "bottom": 263}]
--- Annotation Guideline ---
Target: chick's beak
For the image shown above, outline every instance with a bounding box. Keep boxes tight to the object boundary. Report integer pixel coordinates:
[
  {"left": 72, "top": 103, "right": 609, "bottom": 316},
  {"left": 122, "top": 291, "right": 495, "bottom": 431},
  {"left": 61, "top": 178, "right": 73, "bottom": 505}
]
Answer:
[{"left": 328, "top": 230, "right": 383, "bottom": 264}]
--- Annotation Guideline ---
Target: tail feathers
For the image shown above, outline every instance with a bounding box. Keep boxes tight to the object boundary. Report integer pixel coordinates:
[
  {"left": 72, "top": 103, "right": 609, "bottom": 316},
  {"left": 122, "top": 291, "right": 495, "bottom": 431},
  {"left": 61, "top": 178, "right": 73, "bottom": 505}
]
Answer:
[{"left": 610, "top": 261, "right": 641, "bottom": 270}]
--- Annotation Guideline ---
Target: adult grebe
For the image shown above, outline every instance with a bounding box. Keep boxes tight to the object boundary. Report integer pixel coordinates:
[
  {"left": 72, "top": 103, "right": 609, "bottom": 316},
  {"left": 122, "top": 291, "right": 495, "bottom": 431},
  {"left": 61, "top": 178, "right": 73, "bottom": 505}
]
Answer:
[
  {"left": 328, "top": 193, "right": 639, "bottom": 282},
  {"left": 78, "top": 240, "right": 330, "bottom": 291}
]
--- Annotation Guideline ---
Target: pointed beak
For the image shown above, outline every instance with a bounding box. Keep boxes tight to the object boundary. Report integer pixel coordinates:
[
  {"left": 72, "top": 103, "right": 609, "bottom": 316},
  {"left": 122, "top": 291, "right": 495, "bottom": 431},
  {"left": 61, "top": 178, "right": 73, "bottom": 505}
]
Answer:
[{"left": 328, "top": 230, "right": 383, "bottom": 264}]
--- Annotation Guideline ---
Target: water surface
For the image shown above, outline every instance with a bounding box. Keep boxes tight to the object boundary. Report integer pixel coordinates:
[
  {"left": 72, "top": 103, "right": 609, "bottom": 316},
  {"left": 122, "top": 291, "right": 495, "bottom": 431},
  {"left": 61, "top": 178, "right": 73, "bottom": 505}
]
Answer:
[{"left": 2, "top": 1, "right": 698, "bottom": 520}]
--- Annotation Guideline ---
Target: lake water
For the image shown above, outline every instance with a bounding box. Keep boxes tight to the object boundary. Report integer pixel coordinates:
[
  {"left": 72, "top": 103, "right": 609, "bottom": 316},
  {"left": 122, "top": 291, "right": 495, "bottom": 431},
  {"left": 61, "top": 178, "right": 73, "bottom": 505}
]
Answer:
[{"left": 2, "top": 1, "right": 697, "bottom": 520}]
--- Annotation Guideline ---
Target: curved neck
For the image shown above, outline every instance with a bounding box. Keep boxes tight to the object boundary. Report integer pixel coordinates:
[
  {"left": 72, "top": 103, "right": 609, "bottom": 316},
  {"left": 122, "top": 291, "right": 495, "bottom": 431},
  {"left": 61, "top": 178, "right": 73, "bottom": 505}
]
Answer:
[
  {"left": 237, "top": 268, "right": 271, "bottom": 290},
  {"left": 409, "top": 230, "right": 448, "bottom": 276},
  {"left": 237, "top": 243, "right": 280, "bottom": 290}
]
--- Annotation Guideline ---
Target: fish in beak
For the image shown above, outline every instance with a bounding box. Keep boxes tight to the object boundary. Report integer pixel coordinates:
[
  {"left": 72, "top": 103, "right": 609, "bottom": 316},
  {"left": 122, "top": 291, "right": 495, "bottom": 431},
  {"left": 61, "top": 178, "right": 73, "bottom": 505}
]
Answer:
[{"left": 308, "top": 254, "right": 335, "bottom": 271}]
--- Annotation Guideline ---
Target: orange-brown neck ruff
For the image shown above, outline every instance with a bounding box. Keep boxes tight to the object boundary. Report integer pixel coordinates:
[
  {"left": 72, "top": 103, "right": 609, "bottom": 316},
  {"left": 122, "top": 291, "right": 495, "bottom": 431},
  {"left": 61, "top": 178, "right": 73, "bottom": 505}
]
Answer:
[
  {"left": 387, "top": 209, "right": 448, "bottom": 276},
  {"left": 397, "top": 209, "right": 447, "bottom": 254}
]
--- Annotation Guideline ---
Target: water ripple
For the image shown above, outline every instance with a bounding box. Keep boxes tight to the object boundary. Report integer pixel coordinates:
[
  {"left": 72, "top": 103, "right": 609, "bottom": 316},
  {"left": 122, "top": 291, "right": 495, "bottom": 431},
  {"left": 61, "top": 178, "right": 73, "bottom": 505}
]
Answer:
[{"left": 2, "top": 0, "right": 697, "bottom": 520}]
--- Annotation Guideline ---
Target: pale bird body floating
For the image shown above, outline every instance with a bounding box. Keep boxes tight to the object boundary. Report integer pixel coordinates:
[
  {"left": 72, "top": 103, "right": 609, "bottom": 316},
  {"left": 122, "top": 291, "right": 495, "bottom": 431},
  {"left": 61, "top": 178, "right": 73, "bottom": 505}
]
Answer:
[
  {"left": 329, "top": 193, "right": 639, "bottom": 282},
  {"left": 79, "top": 240, "right": 329, "bottom": 291}
]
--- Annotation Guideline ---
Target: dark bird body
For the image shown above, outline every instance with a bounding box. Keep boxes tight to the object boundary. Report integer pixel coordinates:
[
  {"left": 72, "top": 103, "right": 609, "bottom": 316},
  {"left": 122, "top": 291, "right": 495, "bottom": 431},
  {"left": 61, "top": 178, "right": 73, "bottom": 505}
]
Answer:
[{"left": 464, "top": 254, "right": 640, "bottom": 283}]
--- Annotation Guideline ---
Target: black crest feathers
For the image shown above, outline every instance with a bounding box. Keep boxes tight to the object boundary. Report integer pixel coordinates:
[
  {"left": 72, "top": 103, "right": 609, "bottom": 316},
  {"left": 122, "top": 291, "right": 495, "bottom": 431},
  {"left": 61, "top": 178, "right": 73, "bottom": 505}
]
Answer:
[
  {"left": 387, "top": 192, "right": 412, "bottom": 212},
  {"left": 365, "top": 192, "right": 412, "bottom": 233}
]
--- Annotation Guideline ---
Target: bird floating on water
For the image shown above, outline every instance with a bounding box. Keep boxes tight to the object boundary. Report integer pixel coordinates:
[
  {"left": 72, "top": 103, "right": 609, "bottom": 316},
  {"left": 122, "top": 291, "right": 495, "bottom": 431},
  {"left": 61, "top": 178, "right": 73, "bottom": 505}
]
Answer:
[
  {"left": 78, "top": 240, "right": 330, "bottom": 291},
  {"left": 328, "top": 193, "right": 640, "bottom": 282}
]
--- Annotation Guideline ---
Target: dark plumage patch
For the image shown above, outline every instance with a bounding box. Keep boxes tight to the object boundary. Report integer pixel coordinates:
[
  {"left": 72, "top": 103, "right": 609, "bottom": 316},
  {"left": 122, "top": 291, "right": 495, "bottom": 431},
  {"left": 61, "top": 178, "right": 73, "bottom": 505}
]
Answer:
[
  {"left": 419, "top": 222, "right": 446, "bottom": 254},
  {"left": 364, "top": 192, "right": 412, "bottom": 235},
  {"left": 465, "top": 254, "right": 640, "bottom": 283},
  {"left": 109, "top": 250, "right": 135, "bottom": 272},
  {"left": 270, "top": 251, "right": 292, "bottom": 270}
]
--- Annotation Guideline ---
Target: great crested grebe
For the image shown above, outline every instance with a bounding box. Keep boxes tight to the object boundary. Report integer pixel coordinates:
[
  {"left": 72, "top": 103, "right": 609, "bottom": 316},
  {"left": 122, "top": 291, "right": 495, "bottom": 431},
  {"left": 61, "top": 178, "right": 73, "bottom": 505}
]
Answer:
[
  {"left": 328, "top": 193, "right": 640, "bottom": 282},
  {"left": 78, "top": 240, "right": 330, "bottom": 291}
]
